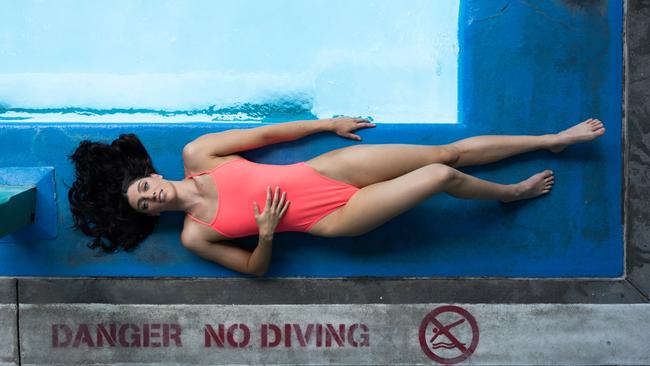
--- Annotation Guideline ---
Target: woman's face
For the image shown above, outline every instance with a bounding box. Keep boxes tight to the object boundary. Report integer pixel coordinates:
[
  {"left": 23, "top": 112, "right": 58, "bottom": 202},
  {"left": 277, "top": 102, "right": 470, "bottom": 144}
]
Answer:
[{"left": 125, "top": 173, "right": 171, "bottom": 216}]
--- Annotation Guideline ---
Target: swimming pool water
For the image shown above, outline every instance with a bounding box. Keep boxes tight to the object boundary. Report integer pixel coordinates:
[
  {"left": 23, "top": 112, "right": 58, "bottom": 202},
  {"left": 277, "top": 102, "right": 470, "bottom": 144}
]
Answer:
[{"left": 0, "top": 0, "right": 459, "bottom": 123}]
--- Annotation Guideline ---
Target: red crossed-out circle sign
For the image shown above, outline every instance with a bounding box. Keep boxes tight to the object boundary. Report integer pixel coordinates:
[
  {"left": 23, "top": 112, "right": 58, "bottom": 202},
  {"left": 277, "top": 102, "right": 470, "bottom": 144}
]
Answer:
[{"left": 418, "top": 305, "right": 479, "bottom": 364}]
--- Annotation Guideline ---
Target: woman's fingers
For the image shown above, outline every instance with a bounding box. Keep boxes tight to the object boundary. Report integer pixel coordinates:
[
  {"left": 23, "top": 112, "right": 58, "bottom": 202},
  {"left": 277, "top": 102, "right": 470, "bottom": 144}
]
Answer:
[
  {"left": 277, "top": 191, "right": 286, "bottom": 211},
  {"left": 355, "top": 119, "right": 375, "bottom": 126},
  {"left": 264, "top": 186, "right": 289, "bottom": 214},
  {"left": 271, "top": 186, "right": 280, "bottom": 209},
  {"left": 279, "top": 199, "right": 290, "bottom": 216},
  {"left": 265, "top": 186, "right": 272, "bottom": 208}
]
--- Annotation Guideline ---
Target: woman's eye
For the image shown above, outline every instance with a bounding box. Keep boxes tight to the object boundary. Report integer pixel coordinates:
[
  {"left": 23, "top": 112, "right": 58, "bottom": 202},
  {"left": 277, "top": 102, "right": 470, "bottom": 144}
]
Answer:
[
  {"left": 143, "top": 203, "right": 148, "bottom": 210},
  {"left": 143, "top": 182, "right": 148, "bottom": 191}
]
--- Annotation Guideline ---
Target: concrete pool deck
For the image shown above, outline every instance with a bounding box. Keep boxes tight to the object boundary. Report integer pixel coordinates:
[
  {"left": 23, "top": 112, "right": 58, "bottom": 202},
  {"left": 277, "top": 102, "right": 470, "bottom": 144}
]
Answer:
[{"left": 1, "top": 0, "right": 650, "bottom": 364}]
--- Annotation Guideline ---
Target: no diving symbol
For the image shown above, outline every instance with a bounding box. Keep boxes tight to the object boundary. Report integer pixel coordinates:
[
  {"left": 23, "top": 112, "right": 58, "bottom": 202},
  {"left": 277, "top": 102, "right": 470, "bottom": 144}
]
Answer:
[{"left": 418, "top": 305, "right": 479, "bottom": 364}]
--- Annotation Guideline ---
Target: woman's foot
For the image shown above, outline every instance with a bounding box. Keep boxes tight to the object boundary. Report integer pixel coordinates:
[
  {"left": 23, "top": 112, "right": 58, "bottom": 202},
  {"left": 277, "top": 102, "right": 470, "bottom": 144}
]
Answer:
[
  {"left": 549, "top": 118, "right": 606, "bottom": 153},
  {"left": 501, "top": 170, "right": 555, "bottom": 203}
]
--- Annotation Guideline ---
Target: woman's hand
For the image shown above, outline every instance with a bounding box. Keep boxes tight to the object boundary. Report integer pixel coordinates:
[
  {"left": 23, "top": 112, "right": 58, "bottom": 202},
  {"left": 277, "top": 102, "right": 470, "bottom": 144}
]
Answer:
[
  {"left": 329, "top": 116, "right": 376, "bottom": 141},
  {"left": 253, "top": 186, "right": 290, "bottom": 238}
]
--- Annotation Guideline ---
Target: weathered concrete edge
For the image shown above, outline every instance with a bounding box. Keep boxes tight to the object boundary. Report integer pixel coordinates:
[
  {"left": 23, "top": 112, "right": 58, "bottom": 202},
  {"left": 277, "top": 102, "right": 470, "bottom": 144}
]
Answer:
[
  {"left": 0, "top": 280, "right": 18, "bottom": 366},
  {"left": 18, "top": 304, "right": 650, "bottom": 366},
  {"left": 0, "top": 305, "right": 17, "bottom": 366},
  {"left": 17, "top": 277, "right": 648, "bottom": 304},
  {"left": 624, "top": 0, "right": 650, "bottom": 299},
  {"left": 0, "top": 279, "right": 15, "bottom": 304}
]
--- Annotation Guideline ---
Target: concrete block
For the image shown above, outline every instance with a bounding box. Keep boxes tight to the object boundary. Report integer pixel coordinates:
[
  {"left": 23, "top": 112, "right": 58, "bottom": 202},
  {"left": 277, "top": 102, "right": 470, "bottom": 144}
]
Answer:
[
  {"left": 0, "top": 279, "right": 17, "bottom": 366},
  {"left": 17, "top": 303, "right": 650, "bottom": 365},
  {"left": 17, "top": 278, "right": 648, "bottom": 305},
  {"left": 0, "top": 305, "right": 17, "bottom": 366}
]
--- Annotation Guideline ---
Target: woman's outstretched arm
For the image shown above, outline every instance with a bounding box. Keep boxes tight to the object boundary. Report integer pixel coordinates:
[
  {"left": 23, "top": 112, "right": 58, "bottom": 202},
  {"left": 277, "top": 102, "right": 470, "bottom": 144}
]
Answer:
[
  {"left": 256, "top": 118, "right": 335, "bottom": 144},
  {"left": 261, "top": 116, "right": 375, "bottom": 143},
  {"left": 184, "top": 117, "right": 374, "bottom": 158},
  {"left": 185, "top": 118, "right": 333, "bottom": 158}
]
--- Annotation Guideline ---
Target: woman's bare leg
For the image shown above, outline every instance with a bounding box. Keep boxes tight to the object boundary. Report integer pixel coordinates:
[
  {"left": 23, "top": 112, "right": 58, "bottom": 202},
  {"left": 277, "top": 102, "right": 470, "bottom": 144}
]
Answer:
[
  {"left": 305, "top": 119, "right": 605, "bottom": 187},
  {"left": 316, "top": 163, "right": 554, "bottom": 237},
  {"left": 449, "top": 118, "right": 605, "bottom": 168},
  {"left": 449, "top": 135, "right": 554, "bottom": 168}
]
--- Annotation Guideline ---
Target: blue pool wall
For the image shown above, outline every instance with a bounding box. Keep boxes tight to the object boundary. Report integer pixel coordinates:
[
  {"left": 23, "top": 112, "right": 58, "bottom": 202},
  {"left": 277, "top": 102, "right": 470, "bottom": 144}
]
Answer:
[{"left": 0, "top": 0, "right": 622, "bottom": 277}]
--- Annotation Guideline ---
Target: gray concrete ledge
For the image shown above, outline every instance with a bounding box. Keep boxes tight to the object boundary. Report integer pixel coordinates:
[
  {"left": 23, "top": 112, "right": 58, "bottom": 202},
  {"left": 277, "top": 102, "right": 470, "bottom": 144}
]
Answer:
[
  {"left": 18, "top": 278, "right": 648, "bottom": 304},
  {"left": 625, "top": 0, "right": 650, "bottom": 300},
  {"left": 17, "top": 303, "right": 650, "bottom": 365},
  {"left": 0, "top": 279, "right": 15, "bottom": 304},
  {"left": 0, "top": 304, "right": 17, "bottom": 366},
  {"left": 0, "top": 280, "right": 17, "bottom": 365}
]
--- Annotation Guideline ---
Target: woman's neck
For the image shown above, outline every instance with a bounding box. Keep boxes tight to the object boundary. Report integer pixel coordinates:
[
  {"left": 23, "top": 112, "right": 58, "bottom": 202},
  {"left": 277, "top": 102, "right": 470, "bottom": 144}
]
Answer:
[{"left": 166, "top": 178, "right": 204, "bottom": 214}]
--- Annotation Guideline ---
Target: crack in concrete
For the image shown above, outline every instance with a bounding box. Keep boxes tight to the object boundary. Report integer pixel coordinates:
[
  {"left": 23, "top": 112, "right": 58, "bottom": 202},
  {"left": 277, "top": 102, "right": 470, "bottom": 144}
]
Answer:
[
  {"left": 469, "top": 1, "right": 511, "bottom": 24},
  {"left": 626, "top": 277, "right": 650, "bottom": 302},
  {"left": 518, "top": 0, "right": 577, "bottom": 31}
]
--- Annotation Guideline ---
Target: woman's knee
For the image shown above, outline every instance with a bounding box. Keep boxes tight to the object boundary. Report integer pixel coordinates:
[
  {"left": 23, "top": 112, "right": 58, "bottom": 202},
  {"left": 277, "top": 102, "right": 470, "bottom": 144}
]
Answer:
[
  {"left": 421, "top": 163, "right": 461, "bottom": 194},
  {"left": 440, "top": 145, "right": 460, "bottom": 166},
  {"left": 426, "top": 163, "right": 458, "bottom": 181}
]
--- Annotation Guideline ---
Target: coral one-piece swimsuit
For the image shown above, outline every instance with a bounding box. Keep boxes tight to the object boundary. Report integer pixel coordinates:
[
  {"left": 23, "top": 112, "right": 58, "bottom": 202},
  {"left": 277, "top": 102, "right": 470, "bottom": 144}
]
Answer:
[{"left": 185, "top": 158, "right": 360, "bottom": 238}]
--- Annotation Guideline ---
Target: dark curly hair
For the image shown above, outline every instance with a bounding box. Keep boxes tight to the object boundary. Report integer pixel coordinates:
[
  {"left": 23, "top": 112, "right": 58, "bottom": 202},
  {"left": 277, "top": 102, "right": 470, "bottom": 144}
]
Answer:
[{"left": 67, "top": 133, "right": 159, "bottom": 253}]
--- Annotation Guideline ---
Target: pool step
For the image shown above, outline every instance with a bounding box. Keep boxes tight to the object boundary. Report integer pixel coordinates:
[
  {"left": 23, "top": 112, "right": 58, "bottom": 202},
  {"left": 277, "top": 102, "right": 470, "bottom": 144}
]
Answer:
[{"left": 0, "top": 185, "right": 36, "bottom": 239}]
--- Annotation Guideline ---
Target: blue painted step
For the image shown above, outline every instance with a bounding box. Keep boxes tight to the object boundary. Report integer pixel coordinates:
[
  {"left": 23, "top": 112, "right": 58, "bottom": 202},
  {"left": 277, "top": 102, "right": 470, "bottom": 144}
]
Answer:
[{"left": 0, "top": 185, "right": 36, "bottom": 239}]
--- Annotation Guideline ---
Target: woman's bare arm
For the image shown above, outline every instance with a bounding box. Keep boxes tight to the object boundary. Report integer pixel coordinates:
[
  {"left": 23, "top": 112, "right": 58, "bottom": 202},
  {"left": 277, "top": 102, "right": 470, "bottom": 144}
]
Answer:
[
  {"left": 184, "top": 118, "right": 334, "bottom": 158},
  {"left": 184, "top": 116, "right": 375, "bottom": 159},
  {"left": 181, "top": 232, "right": 273, "bottom": 276}
]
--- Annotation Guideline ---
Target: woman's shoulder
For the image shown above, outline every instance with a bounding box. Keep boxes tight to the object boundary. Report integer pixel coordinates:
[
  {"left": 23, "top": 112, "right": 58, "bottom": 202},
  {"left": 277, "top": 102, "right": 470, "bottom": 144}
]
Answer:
[
  {"left": 183, "top": 153, "right": 246, "bottom": 178},
  {"left": 182, "top": 216, "right": 232, "bottom": 243}
]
